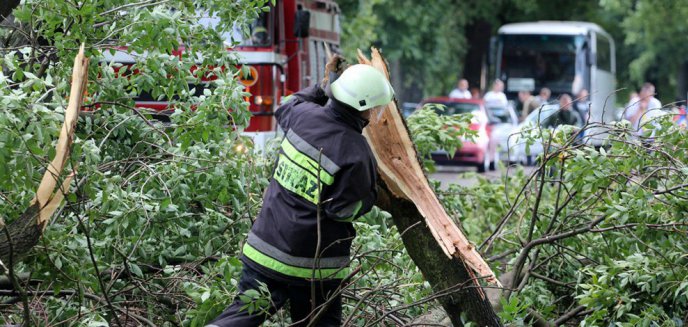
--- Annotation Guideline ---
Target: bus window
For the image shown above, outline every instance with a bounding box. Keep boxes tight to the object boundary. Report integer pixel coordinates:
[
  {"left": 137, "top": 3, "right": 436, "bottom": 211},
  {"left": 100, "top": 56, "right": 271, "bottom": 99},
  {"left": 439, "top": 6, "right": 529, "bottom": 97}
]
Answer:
[
  {"left": 596, "top": 35, "right": 611, "bottom": 72},
  {"left": 499, "top": 35, "right": 577, "bottom": 95}
]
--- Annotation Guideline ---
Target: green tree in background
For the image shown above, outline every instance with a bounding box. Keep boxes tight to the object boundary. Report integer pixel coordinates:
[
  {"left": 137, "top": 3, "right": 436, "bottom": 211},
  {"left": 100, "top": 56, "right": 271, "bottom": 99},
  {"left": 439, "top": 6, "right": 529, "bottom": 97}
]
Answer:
[
  {"left": 338, "top": 0, "right": 469, "bottom": 100},
  {"left": 601, "top": 0, "right": 688, "bottom": 102}
]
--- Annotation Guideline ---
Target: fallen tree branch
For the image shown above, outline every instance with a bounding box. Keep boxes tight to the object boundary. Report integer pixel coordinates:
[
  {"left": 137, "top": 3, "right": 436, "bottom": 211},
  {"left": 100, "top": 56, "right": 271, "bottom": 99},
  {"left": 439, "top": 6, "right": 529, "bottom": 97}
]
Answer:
[
  {"left": 357, "top": 48, "right": 501, "bottom": 326},
  {"left": 0, "top": 44, "right": 86, "bottom": 264},
  {"left": 0, "top": 289, "right": 155, "bottom": 327}
]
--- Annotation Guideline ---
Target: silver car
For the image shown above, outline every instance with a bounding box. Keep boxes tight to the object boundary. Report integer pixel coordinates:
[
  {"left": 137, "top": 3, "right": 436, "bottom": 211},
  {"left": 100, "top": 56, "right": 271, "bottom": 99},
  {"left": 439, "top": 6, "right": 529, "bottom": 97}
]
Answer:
[
  {"left": 485, "top": 105, "right": 519, "bottom": 164},
  {"left": 507, "top": 105, "right": 582, "bottom": 165}
]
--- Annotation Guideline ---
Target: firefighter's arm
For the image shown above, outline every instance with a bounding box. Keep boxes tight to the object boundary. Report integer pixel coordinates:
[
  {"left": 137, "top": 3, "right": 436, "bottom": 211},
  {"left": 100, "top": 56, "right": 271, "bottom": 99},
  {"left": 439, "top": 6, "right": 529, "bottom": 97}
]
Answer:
[
  {"left": 275, "top": 86, "right": 328, "bottom": 130},
  {"left": 321, "top": 55, "right": 348, "bottom": 88},
  {"left": 293, "top": 85, "right": 329, "bottom": 106},
  {"left": 323, "top": 161, "right": 377, "bottom": 222},
  {"left": 273, "top": 86, "right": 320, "bottom": 129},
  {"left": 275, "top": 55, "right": 347, "bottom": 129}
]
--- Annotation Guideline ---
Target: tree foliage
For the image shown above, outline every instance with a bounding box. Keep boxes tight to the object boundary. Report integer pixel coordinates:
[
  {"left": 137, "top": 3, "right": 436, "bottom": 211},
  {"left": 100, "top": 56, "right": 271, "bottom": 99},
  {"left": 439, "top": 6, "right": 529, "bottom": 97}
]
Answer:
[
  {"left": 2, "top": 0, "right": 687, "bottom": 325},
  {"left": 0, "top": 2, "right": 473, "bottom": 325},
  {"left": 338, "top": 0, "right": 470, "bottom": 97},
  {"left": 439, "top": 116, "right": 688, "bottom": 324},
  {"left": 406, "top": 104, "right": 475, "bottom": 172}
]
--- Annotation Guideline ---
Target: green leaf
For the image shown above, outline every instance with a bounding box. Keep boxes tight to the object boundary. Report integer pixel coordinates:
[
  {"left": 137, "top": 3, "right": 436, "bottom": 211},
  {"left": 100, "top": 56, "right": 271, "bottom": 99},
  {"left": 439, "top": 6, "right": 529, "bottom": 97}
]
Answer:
[{"left": 129, "top": 263, "right": 143, "bottom": 278}]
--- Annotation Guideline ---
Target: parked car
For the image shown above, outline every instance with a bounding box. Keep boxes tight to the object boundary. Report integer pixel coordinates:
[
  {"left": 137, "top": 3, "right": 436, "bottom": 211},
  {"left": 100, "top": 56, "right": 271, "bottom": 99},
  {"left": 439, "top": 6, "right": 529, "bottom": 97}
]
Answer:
[
  {"left": 508, "top": 104, "right": 582, "bottom": 165},
  {"left": 401, "top": 102, "right": 419, "bottom": 118},
  {"left": 419, "top": 97, "right": 499, "bottom": 172},
  {"left": 485, "top": 105, "right": 519, "bottom": 164}
]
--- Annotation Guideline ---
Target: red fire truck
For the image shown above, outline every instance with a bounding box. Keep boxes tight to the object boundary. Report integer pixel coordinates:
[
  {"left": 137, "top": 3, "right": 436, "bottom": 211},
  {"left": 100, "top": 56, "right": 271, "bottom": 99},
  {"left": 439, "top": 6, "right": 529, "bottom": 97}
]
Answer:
[{"left": 104, "top": 1, "right": 341, "bottom": 147}]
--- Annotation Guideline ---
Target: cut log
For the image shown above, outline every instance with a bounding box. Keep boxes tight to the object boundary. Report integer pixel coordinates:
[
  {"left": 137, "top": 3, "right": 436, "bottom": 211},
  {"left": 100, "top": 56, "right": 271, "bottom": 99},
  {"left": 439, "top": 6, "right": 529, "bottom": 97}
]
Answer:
[
  {"left": 0, "top": 45, "right": 87, "bottom": 265},
  {"left": 360, "top": 48, "right": 502, "bottom": 326}
]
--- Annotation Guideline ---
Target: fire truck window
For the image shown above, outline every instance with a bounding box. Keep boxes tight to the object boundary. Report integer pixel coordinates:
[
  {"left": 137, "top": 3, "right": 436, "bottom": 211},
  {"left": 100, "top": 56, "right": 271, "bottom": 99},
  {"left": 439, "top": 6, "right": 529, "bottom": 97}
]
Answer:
[
  {"left": 318, "top": 42, "right": 327, "bottom": 82},
  {"left": 309, "top": 41, "right": 318, "bottom": 86},
  {"left": 199, "top": 13, "right": 271, "bottom": 47}
]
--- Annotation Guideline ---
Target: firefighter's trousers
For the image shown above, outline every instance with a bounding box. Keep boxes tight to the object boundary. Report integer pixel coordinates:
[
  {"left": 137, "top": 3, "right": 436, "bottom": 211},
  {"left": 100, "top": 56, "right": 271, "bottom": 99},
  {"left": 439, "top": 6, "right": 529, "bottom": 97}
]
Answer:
[{"left": 206, "top": 263, "right": 342, "bottom": 327}]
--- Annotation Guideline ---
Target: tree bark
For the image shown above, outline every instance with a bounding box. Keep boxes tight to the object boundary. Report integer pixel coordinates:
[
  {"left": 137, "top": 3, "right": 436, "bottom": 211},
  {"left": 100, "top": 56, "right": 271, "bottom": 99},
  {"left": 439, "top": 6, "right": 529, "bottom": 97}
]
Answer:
[
  {"left": 376, "top": 187, "right": 501, "bottom": 326},
  {"left": 463, "top": 20, "right": 492, "bottom": 92},
  {"left": 0, "top": 204, "right": 43, "bottom": 265},
  {"left": 359, "top": 48, "right": 502, "bottom": 326}
]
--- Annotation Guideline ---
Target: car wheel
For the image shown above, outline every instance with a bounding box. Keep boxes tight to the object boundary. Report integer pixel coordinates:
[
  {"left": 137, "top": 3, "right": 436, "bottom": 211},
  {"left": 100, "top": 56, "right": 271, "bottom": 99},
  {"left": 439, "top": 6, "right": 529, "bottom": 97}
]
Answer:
[
  {"left": 477, "top": 155, "right": 489, "bottom": 173},
  {"left": 489, "top": 151, "right": 499, "bottom": 171}
]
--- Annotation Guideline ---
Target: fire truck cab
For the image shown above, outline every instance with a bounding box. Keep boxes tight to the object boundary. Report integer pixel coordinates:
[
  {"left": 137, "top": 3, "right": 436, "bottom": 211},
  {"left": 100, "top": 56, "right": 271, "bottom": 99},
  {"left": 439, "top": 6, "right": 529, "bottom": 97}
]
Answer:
[{"left": 233, "top": 0, "right": 341, "bottom": 148}]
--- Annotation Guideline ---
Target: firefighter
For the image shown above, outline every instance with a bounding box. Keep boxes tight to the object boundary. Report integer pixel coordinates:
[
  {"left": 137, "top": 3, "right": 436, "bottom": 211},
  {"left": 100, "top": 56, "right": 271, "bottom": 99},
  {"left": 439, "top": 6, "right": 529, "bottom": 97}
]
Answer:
[{"left": 207, "top": 58, "right": 394, "bottom": 327}]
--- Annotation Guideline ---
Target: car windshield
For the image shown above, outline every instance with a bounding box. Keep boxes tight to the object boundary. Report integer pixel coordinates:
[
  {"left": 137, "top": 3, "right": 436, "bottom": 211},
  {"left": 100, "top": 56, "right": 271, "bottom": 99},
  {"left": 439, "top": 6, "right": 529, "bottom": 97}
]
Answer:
[
  {"left": 525, "top": 105, "right": 558, "bottom": 125},
  {"left": 486, "top": 106, "right": 514, "bottom": 123},
  {"left": 427, "top": 102, "right": 480, "bottom": 116}
]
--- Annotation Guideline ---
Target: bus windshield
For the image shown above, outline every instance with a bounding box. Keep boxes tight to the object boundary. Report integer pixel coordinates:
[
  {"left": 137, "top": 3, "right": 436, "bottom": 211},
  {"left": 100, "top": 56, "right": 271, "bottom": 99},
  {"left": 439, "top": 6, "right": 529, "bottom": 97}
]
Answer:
[{"left": 499, "top": 35, "right": 586, "bottom": 96}]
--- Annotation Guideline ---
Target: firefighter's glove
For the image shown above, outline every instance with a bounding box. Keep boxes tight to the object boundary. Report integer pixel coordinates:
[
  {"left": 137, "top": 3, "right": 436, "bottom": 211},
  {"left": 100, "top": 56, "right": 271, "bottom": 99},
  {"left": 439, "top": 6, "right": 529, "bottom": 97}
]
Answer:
[{"left": 321, "top": 54, "right": 348, "bottom": 89}]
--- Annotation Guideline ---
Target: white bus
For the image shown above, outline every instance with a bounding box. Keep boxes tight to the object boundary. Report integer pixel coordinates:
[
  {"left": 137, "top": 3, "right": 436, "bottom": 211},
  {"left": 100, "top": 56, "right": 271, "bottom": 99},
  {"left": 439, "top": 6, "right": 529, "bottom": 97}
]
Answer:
[{"left": 494, "top": 21, "right": 616, "bottom": 142}]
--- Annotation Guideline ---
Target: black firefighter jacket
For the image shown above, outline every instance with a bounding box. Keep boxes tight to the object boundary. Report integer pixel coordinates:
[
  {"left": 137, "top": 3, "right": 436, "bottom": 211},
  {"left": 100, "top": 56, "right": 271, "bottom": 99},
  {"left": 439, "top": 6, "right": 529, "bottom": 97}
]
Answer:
[{"left": 242, "top": 85, "right": 378, "bottom": 281}]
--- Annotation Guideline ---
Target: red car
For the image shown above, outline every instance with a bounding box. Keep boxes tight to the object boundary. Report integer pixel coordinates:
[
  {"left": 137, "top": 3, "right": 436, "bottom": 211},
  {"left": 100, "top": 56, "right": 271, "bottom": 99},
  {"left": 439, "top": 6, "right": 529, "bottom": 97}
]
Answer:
[{"left": 418, "top": 97, "right": 499, "bottom": 172}]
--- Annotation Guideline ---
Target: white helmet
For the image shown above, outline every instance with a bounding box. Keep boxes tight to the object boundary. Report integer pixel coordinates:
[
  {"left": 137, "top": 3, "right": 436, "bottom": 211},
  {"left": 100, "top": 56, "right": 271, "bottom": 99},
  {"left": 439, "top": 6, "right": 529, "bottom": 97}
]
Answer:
[{"left": 330, "top": 64, "right": 395, "bottom": 111}]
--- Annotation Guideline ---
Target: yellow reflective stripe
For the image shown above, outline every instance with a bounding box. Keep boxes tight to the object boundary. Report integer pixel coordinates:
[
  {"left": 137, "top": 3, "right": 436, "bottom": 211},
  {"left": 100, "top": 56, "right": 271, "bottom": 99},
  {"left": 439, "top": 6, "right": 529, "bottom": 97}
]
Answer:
[
  {"left": 281, "top": 94, "right": 295, "bottom": 104},
  {"left": 281, "top": 138, "right": 334, "bottom": 185},
  {"left": 243, "top": 243, "right": 349, "bottom": 279},
  {"left": 273, "top": 154, "right": 321, "bottom": 204},
  {"left": 285, "top": 130, "right": 340, "bottom": 175}
]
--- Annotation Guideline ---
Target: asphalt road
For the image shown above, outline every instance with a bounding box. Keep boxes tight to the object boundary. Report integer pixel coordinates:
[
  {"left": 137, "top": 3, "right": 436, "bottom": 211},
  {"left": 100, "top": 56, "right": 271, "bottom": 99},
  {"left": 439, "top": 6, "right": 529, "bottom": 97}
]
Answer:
[{"left": 430, "top": 164, "right": 535, "bottom": 188}]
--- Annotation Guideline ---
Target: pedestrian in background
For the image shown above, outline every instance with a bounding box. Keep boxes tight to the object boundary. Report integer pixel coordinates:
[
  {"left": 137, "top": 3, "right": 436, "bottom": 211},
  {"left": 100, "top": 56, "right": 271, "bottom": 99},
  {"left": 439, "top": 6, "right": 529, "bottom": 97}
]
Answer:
[
  {"left": 625, "top": 83, "right": 662, "bottom": 132},
  {"left": 484, "top": 79, "right": 508, "bottom": 108},
  {"left": 547, "top": 93, "right": 580, "bottom": 128},
  {"left": 535, "top": 87, "right": 552, "bottom": 105},
  {"left": 672, "top": 97, "right": 686, "bottom": 128},
  {"left": 449, "top": 78, "right": 471, "bottom": 99},
  {"left": 518, "top": 89, "right": 540, "bottom": 122},
  {"left": 574, "top": 88, "right": 590, "bottom": 122},
  {"left": 470, "top": 87, "right": 481, "bottom": 99}
]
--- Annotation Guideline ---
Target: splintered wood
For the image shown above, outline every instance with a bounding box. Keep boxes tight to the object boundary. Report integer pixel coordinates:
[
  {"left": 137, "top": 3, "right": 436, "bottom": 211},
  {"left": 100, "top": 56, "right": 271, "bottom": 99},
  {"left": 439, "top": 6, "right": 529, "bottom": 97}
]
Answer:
[
  {"left": 33, "top": 44, "right": 87, "bottom": 229},
  {"left": 358, "top": 48, "right": 499, "bottom": 286}
]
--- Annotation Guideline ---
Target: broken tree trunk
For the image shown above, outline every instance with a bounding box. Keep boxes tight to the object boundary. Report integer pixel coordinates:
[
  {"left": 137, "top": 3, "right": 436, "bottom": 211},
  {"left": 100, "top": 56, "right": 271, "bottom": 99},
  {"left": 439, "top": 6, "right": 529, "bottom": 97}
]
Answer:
[
  {"left": 0, "top": 45, "right": 87, "bottom": 265},
  {"left": 359, "top": 48, "right": 502, "bottom": 326}
]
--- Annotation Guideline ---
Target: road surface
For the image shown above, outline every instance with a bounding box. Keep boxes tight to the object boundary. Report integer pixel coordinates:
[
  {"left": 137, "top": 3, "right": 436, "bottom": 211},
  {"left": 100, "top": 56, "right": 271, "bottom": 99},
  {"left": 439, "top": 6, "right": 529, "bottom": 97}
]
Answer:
[{"left": 430, "top": 164, "right": 535, "bottom": 188}]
